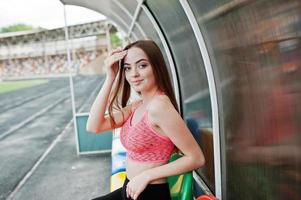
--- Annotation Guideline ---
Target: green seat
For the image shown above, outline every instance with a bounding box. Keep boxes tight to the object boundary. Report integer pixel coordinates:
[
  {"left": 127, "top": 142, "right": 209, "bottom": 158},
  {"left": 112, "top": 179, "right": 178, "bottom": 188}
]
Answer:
[{"left": 168, "top": 154, "right": 193, "bottom": 200}]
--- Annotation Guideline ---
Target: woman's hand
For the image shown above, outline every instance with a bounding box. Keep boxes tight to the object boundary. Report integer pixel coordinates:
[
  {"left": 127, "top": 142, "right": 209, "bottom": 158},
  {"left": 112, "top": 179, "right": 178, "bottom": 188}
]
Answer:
[
  {"left": 126, "top": 173, "right": 150, "bottom": 200},
  {"left": 104, "top": 47, "right": 127, "bottom": 81}
]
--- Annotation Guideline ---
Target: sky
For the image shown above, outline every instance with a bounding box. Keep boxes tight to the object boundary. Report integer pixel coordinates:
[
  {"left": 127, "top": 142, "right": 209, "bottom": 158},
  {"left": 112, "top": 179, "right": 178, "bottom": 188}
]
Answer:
[{"left": 0, "top": 0, "right": 106, "bottom": 30}]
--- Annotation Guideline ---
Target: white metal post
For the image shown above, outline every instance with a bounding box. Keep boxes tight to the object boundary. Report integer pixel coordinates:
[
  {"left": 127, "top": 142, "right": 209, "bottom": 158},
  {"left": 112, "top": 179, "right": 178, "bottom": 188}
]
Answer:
[{"left": 63, "top": 5, "right": 80, "bottom": 155}]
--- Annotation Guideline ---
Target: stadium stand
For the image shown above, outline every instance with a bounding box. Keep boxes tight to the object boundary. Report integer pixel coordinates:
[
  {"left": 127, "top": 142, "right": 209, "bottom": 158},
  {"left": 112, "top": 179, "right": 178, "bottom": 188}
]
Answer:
[{"left": 0, "top": 20, "right": 112, "bottom": 79}]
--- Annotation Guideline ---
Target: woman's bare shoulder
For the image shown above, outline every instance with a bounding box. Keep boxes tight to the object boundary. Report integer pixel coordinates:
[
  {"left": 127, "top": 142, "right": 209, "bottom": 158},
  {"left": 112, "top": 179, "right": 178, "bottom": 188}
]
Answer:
[
  {"left": 147, "top": 95, "right": 179, "bottom": 128},
  {"left": 148, "top": 95, "right": 173, "bottom": 114}
]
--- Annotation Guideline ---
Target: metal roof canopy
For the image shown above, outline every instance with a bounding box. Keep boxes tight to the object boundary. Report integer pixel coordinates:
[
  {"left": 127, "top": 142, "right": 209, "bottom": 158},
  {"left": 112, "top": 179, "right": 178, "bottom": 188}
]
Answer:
[{"left": 59, "top": 0, "right": 143, "bottom": 38}]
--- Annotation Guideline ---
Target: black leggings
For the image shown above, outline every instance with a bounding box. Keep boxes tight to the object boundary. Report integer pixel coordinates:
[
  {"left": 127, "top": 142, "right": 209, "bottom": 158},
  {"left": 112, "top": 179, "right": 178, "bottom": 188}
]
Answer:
[{"left": 92, "top": 178, "right": 171, "bottom": 200}]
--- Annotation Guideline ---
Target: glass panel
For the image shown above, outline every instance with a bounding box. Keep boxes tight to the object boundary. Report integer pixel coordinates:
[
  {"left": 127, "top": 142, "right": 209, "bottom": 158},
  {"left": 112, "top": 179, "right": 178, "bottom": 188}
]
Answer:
[
  {"left": 110, "top": 13, "right": 129, "bottom": 35},
  {"left": 110, "top": 3, "right": 132, "bottom": 28},
  {"left": 129, "top": 34, "right": 137, "bottom": 42},
  {"left": 189, "top": 0, "right": 301, "bottom": 199},
  {"left": 146, "top": 0, "right": 214, "bottom": 192},
  {"left": 136, "top": 9, "right": 160, "bottom": 41},
  {"left": 117, "top": 0, "right": 137, "bottom": 16},
  {"left": 131, "top": 26, "right": 144, "bottom": 40},
  {"left": 135, "top": 9, "right": 176, "bottom": 90}
]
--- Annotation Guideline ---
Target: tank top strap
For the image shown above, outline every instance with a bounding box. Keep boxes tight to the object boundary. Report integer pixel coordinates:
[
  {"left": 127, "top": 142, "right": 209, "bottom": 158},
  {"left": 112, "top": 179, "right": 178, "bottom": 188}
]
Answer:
[
  {"left": 131, "top": 100, "right": 143, "bottom": 112},
  {"left": 129, "top": 101, "right": 142, "bottom": 120}
]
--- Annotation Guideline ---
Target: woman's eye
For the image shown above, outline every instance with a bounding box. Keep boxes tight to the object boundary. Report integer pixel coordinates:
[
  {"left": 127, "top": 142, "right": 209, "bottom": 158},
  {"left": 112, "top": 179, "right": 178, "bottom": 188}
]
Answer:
[
  {"left": 124, "top": 66, "right": 131, "bottom": 71},
  {"left": 138, "top": 64, "right": 147, "bottom": 69}
]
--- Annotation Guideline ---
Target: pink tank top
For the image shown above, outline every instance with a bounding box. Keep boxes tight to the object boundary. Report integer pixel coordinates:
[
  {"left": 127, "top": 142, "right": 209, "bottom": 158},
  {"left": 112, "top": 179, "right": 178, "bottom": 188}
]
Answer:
[{"left": 120, "top": 100, "right": 174, "bottom": 163}]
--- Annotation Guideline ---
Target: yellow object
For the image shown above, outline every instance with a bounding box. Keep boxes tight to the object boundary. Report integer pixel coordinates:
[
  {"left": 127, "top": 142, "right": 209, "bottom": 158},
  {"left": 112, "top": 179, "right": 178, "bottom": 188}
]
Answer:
[
  {"left": 170, "top": 174, "right": 184, "bottom": 194},
  {"left": 110, "top": 172, "right": 126, "bottom": 191}
]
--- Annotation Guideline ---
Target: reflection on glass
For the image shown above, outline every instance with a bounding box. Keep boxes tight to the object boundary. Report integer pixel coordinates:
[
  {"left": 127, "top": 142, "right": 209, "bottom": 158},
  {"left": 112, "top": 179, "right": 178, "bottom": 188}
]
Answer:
[{"left": 189, "top": 0, "right": 301, "bottom": 199}]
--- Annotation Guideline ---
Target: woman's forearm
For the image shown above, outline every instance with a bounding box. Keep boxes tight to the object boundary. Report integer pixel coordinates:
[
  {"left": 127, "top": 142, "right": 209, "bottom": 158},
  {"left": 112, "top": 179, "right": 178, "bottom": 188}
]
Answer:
[
  {"left": 143, "top": 155, "right": 204, "bottom": 182},
  {"left": 86, "top": 77, "right": 114, "bottom": 133}
]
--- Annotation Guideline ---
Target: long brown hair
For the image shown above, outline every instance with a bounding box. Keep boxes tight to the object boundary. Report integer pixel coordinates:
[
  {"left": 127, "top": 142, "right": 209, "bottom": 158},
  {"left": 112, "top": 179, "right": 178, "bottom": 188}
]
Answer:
[{"left": 108, "top": 40, "right": 178, "bottom": 127}]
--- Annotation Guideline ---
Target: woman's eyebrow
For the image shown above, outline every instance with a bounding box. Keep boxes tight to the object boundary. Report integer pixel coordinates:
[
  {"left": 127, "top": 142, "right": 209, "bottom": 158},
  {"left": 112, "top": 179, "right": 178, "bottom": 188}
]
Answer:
[{"left": 124, "top": 59, "right": 148, "bottom": 65}]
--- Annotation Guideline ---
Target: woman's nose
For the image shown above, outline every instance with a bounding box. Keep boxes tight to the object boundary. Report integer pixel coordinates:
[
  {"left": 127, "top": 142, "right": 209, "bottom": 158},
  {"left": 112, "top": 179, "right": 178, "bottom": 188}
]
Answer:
[{"left": 131, "top": 67, "right": 139, "bottom": 77}]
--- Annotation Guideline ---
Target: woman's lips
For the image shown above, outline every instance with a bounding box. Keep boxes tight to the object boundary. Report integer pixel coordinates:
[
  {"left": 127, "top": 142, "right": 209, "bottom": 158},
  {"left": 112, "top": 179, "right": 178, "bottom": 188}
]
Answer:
[{"left": 131, "top": 80, "right": 142, "bottom": 85}]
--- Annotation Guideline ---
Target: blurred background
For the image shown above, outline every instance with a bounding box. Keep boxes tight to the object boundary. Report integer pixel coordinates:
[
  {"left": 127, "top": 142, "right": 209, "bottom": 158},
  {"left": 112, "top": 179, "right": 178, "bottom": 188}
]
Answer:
[{"left": 0, "top": 0, "right": 300, "bottom": 200}]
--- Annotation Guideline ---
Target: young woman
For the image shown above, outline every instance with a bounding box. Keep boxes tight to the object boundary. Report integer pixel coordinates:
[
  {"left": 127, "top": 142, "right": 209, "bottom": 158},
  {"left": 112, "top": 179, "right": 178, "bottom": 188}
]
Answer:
[{"left": 87, "top": 40, "right": 205, "bottom": 200}]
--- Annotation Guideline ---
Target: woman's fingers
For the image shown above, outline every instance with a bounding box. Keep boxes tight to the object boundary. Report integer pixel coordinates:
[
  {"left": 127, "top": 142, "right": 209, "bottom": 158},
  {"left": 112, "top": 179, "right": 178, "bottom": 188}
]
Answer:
[
  {"left": 126, "top": 186, "right": 130, "bottom": 198},
  {"left": 126, "top": 185, "right": 136, "bottom": 200},
  {"left": 104, "top": 50, "right": 127, "bottom": 69},
  {"left": 109, "top": 47, "right": 123, "bottom": 55},
  {"left": 112, "top": 50, "right": 127, "bottom": 61},
  {"left": 130, "top": 191, "right": 136, "bottom": 200},
  {"left": 107, "top": 50, "right": 127, "bottom": 65},
  {"left": 110, "top": 51, "right": 127, "bottom": 68}
]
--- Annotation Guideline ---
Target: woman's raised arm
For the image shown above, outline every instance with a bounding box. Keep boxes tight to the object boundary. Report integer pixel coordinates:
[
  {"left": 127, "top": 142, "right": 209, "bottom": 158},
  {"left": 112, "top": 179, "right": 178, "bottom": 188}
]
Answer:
[{"left": 86, "top": 49, "right": 129, "bottom": 133}]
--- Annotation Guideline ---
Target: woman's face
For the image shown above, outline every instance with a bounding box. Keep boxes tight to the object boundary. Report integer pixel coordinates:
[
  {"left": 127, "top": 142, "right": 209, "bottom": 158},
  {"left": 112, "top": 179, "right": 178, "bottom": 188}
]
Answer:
[{"left": 123, "top": 47, "right": 156, "bottom": 93}]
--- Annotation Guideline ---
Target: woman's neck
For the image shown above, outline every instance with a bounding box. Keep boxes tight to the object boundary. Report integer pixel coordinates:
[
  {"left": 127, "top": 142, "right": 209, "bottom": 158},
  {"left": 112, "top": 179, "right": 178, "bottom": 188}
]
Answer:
[{"left": 140, "top": 87, "right": 159, "bottom": 105}]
